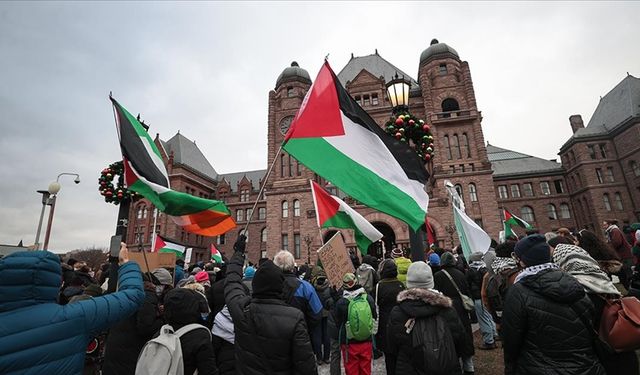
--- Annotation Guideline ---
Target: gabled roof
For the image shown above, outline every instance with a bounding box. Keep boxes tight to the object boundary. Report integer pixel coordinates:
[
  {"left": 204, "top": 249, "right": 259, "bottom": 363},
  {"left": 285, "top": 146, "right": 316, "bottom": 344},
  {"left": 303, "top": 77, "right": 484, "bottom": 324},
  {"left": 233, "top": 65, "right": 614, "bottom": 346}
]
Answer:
[
  {"left": 574, "top": 75, "right": 640, "bottom": 138},
  {"left": 487, "top": 144, "right": 563, "bottom": 178},
  {"left": 161, "top": 133, "right": 218, "bottom": 181},
  {"left": 337, "top": 52, "right": 420, "bottom": 92},
  {"left": 219, "top": 169, "right": 267, "bottom": 192}
]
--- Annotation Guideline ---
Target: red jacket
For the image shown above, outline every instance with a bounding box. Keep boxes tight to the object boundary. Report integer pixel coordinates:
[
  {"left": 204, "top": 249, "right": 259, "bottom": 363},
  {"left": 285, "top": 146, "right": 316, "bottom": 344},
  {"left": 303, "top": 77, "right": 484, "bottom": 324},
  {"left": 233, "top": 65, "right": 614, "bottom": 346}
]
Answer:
[{"left": 606, "top": 226, "right": 633, "bottom": 260}]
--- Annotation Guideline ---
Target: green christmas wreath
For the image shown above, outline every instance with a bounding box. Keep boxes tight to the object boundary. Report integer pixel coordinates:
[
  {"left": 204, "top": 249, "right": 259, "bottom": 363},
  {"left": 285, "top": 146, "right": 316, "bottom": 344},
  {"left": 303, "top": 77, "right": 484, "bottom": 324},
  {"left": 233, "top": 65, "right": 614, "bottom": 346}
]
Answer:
[
  {"left": 384, "top": 113, "right": 435, "bottom": 162},
  {"left": 98, "top": 161, "right": 140, "bottom": 205}
]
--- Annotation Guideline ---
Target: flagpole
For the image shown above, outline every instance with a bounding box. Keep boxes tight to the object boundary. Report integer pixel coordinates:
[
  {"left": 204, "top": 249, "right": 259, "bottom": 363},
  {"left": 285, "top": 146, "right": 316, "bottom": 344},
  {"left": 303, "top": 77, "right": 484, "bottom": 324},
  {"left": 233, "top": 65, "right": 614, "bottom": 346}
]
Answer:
[
  {"left": 151, "top": 205, "right": 159, "bottom": 252},
  {"left": 243, "top": 143, "right": 284, "bottom": 233}
]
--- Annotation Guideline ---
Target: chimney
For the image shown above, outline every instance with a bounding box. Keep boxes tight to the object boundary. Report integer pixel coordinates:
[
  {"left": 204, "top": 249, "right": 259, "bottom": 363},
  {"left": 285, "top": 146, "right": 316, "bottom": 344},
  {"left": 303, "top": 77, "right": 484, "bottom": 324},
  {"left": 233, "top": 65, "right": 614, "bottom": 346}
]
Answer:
[{"left": 569, "top": 115, "right": 584, "bottom": 134}]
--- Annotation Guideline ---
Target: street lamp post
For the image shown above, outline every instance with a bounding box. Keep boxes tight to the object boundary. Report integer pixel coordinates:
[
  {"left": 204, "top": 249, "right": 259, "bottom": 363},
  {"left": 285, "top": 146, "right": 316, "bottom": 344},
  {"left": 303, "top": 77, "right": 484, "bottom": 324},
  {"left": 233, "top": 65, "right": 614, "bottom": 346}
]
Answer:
[
  {"left": 303, "top": 234, "right": 312, "bottom": 265},
  {"left": 42, "top": 173, "right": 80, "bottom": 250},
  {"left": 34, "top": 190, "right": 51, "bottom": 250}
]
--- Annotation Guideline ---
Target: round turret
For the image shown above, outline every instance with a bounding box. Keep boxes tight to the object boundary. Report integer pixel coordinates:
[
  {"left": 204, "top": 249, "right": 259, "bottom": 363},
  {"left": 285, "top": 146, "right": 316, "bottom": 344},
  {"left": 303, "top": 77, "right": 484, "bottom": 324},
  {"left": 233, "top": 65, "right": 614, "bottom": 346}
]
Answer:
[
  {"left": 275, "top": 61, "right": 312, "bottom": 88},
  {"left": 419, "top": 39, "right": 459, "bottom": 65}
]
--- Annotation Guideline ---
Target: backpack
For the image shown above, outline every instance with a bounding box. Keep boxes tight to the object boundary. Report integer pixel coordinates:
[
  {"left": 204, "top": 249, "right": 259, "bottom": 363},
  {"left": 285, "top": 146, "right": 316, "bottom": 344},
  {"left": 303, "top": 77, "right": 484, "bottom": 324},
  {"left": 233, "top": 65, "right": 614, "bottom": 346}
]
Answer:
[
  {"left": 485, "top": 269, "right": 518, "bottom": 318},
  {"left": 411, "top": 315, "right": 458, "bottom": 375},
  {"left": 356, "top": 265, "right": 375, "bottom": 295},
  {"left": 346, "top": 293, "right": 374, "bottom": 341},
  {"left": 135, "top": 323, "right": 211, "bottom": 375}
]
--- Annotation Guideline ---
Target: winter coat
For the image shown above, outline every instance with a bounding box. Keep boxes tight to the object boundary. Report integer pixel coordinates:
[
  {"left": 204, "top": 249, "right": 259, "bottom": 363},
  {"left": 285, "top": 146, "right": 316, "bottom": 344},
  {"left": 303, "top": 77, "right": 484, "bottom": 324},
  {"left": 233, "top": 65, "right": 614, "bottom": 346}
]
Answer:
[
  {"left": 502, "top": 268, "right": 605, "bottom": 375},
  {"left": 433, "top": 266, "right": 475, "bottom": 357},
  {"left": 212, "top": 306, "right": 236, "bottom": 375},
  {"left": 282, "top": 273, "right": 323, "bottom": 330},
  {"left": 0, "top": 251, "right": 144, "bottom": 375},
  {"left": 386, "top": 288, "right": 464, "bottom": 375},
  {"left": 466, "top": 264, "right": 486, "bottom": 300},
  {"left": 224, "top": 251, "right": 317, "bottom": 375},
  {"left": 606, "top": 226, "right": 633, "bottom": 260},
  {"left": 102, "top": 287, "right": 164, "bottom": 375},
  {"left": 334, "top": 287, "right": 377, "bottom": 345},
  {"left": 375, "top": 277, "right": 405, "bottom": 352},
  {"left": 242, "top": 277, "right": 253, "bottom": 294},
  {"left": 394, "top": 257, "right": 411, "bottom": 285}
]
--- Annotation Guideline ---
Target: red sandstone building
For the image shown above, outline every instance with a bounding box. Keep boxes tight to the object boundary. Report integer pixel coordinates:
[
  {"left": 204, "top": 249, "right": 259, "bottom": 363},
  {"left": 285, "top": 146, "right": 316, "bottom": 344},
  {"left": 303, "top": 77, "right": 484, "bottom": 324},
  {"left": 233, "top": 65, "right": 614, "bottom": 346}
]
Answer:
[{"left": 125, "top": 40, "right": 640, "bottom": 263}]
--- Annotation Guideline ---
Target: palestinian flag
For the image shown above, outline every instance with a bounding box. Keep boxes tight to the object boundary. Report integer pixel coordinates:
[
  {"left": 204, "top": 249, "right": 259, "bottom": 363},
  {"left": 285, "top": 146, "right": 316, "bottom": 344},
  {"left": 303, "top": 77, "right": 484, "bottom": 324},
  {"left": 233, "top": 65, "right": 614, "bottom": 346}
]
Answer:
[
  {"left": 210, "top": 243, "right": 223, "bottom": 263},
  {"left": 153, "top": 236, "right": 186, "bottom": 258},
  {"left": 504, "top": 209, "right": 532, "bottom": 238},
  {"left": 310, "top": 180, "right": 383, "bottom": 254},
  {"left": 283, "top": 61, "right": 429, "bottom": 231},
  {"left": 111, "top": 97, "right": 235, "bottom": 236}
]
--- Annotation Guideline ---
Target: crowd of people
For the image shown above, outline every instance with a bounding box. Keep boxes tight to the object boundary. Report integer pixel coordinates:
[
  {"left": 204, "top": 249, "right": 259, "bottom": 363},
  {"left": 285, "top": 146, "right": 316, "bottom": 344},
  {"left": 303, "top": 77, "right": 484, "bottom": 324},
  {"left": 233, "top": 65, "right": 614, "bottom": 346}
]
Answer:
[{"left": 1, "top": 220, "right": 640, "bottom": 375}]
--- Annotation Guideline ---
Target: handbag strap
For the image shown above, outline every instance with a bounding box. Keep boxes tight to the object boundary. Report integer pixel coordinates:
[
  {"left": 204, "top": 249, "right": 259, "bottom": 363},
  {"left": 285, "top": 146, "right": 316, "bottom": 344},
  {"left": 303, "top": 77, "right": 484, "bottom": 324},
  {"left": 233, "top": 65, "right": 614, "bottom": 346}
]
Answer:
[{"left": 442, "top": 270, "right": 465, "bottom": 300}]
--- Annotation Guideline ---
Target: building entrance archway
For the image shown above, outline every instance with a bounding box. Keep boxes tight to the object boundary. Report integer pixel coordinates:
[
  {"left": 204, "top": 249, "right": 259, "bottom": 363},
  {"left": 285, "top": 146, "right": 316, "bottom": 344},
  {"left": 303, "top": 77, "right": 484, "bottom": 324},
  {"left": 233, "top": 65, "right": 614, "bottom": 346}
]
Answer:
[{"left": 367, "top": 222, "right": 396, "bottom": 259}]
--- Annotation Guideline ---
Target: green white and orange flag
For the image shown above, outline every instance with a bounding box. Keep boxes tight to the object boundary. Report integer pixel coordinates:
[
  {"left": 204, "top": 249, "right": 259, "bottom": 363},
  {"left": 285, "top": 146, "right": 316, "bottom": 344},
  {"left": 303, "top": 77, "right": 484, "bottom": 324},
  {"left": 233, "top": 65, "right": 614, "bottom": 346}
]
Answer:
[
  {"left": 310, "top": 180, "right": 383, "bottom": 254},
  {"left": 210, "top": 243, "right": 224, "bottom": 263},
  {"left": 153, "top": 236, "right": 186, "bottom": 258},
  {"left": 111, "top": 97, "right": 235, "bottom": 236},
  {"left": 282, "top": 61, "right": 429, "bottom": 231},
  {"left": 503, "top": 209, "right": 532, "bottom": 238}
]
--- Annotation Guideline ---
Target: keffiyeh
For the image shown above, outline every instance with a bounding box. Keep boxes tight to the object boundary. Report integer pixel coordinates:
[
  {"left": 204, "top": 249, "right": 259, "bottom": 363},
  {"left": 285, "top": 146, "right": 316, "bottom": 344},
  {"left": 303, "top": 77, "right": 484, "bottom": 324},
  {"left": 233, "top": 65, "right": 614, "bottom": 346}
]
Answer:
[
  {"left": 552, "top": 244, "right": 621, "bottom": 296},
  {"left": 491, "top": 257, "right": 518, "bottom": 274},
  {"left": 514, "top": 262, "right": 557, "bottom": 284}
]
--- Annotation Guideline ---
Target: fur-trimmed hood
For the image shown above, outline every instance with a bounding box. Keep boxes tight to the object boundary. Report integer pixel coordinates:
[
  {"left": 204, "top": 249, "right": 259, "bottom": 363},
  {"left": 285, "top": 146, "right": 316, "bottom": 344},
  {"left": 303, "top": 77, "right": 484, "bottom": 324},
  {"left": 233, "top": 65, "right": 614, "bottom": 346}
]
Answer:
[{"left": 396, "top": 288, "right": 453, "bottom": 318}]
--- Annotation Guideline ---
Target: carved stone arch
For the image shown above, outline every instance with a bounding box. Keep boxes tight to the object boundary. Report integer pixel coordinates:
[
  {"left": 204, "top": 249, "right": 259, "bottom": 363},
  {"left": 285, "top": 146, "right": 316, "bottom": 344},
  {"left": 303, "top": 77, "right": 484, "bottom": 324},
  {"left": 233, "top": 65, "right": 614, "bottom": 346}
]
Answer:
[{"left": 434, "top": 91, "right": 468, "bottom": 111}]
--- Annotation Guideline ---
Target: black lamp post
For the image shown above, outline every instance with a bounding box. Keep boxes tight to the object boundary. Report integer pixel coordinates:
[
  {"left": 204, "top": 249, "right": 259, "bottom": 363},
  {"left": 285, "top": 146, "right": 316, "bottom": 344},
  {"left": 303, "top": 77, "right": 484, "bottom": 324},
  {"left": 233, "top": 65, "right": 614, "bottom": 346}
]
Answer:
[{"left": 303, "top": 234, "right": 312, "bottom": 265}]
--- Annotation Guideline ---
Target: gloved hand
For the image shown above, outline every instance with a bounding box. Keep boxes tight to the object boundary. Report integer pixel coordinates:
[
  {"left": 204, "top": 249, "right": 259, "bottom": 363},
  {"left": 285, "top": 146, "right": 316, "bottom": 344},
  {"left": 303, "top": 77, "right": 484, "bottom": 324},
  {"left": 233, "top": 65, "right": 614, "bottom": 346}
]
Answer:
[{"left": 234, "top": 234, "right": 247, "bottom": 253}]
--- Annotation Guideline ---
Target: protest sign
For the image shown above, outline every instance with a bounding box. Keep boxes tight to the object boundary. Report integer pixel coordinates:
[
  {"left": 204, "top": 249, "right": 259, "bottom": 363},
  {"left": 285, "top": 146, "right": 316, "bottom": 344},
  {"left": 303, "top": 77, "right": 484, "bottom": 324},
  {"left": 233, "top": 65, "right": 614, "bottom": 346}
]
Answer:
[
  {"left": 129, "top": 251, "right": 176, "bottom": 271},
  {"left": 317, "top": 232, "right": 354, "bottom": 287}
]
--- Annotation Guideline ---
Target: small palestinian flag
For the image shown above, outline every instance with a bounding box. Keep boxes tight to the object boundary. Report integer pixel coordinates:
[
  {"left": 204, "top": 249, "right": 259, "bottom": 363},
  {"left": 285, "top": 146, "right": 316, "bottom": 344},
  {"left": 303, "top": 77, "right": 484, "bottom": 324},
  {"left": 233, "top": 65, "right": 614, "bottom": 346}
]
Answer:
[
  {"left": 210, "top": 243, "right": 223, "bottom": 263},
  {"left": 504, "top": 209, "right": 532, "bottom": 238},
  {"left": 283, "top": 61, "right": 429, "bottom": 231},
  {"left": 111, "top": 97, "right": 235, "bottom": 236},
  {"left": 310, "top": 180, "right": 382, "bottom": 254},
  {"left": 153, "top": 236, "right": 186, "bottom": 258}
]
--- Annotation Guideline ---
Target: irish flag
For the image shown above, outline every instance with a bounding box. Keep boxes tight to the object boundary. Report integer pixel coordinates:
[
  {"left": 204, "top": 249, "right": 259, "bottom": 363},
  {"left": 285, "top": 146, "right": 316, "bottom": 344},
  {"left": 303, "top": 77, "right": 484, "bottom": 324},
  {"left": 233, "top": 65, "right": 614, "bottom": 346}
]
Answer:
[
  {"left": 310, "top": 180, "right": 383, "bottom": 254},
  {"left": 153, "top": 236, "right": 186, "bottom": 258},
  {"left": 210, "top": 243, "right": 223, "bottom": 263},
  {"left": 111, "top": 97, "right": 236, "bottom": 236},
  {"left": 504, "top": 209, "right": 533, "bottom": 238},
  {"left": 283, "top": 61, "right": 429, "bottom": 231}
]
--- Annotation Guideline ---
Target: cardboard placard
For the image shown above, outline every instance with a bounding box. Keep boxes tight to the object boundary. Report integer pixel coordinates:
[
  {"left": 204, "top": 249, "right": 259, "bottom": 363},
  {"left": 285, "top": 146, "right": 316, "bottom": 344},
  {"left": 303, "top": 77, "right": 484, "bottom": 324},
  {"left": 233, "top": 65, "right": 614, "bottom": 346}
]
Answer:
[
  {"left": 317, "top": 232, "right": 355, "bottom": 287},
  {"left": 129, "top": 251, "right": 176, "bottom": 271}
]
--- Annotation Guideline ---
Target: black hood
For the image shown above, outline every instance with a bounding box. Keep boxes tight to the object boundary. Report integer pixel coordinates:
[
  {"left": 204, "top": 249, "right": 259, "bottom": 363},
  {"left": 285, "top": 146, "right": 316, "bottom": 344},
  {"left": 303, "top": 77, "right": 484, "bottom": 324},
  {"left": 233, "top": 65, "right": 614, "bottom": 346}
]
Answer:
[
  {"left": 397, "top": 288, "right": 452, "bottom": 319},
  {"left": 379, "top": 259, "right": 398, "bottom": 279},
  {"left": 164, "top": 288, "right": 204, "bottom": 326},
  {"left": 252, "top": 260, "right": 284, "bottom": 299},
  {"left": 521, "top": 268, "right": 585, "bottom": 304}
]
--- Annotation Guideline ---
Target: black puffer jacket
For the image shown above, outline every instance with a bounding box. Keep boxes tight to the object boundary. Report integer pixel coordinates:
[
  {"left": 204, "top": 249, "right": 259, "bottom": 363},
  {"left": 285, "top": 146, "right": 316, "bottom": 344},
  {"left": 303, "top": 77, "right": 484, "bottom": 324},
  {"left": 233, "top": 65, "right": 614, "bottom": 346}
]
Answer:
[
  {"left": 376, "top": 260, "right": 405, "bottom": 353},
  {"left": 212, "top": 336, "right": 235, "bottom": 375},
  {"left": 465, "top": 264, "right": 486, "bottom": 300},
  {"left": 386, "top": 288, "right": 464, "bottom": 375},
  {"left": 224, "top": 251, "right": 317, "bottom": 375},
  {"left": 502, "top": 268, "right": 605, "bottom": 375}
]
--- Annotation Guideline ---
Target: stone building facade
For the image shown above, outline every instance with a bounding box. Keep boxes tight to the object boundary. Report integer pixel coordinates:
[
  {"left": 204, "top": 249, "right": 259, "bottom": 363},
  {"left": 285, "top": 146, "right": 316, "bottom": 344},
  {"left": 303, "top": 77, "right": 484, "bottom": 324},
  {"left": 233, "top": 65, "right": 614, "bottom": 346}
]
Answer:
[{"left": 125, "top": 40, "right": 640, "bottom": 264}]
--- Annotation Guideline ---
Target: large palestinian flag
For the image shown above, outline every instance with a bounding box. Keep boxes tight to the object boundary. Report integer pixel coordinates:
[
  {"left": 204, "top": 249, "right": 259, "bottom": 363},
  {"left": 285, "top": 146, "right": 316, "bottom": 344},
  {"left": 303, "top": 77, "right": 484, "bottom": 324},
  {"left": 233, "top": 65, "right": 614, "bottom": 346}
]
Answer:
[
  {"left": 283, "top": 62, "right": 429, "bottom": 230},
  {"left": 111, "top": 97, "right": 235, "bottom": 236},
  {"left": 310, "top": 180, "right": 383, "bottom": 254}
]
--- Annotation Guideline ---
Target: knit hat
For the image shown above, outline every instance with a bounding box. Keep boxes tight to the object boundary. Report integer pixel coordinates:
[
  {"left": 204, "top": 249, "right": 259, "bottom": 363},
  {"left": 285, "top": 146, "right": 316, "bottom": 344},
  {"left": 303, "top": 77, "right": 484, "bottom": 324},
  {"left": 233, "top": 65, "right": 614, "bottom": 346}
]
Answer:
[
  {"left": 391, "top": 248, "right": 404, "bottom": 259},
  {"left": 406, "top": 261, "right": 434, "bottom": 289},
  {"left": 428, "top": 253, "right": 441, "bottom": 266},
  {"left": 191, "top": 267, "right": 202, "bottom": 275},
  {"left": 252, "top": 260, "right": 284, "bottom": 299},
  {"left": 84, "top": 284, "right": 103, "bottom": 297},
  {"left": 514, "top": 234, "right": 551, "bottom": 267},
  {"left": 342, "top": 272, "right": 358, "bottom": 289},
  {"left": 440, "top": 252, "right": 456, "bottom": 267},
  {"left": 195, "top": 271, "right": 209, "bottom": 283},
  {"left": 379, "top": 259, "right": 398, "bottom": 279},
  {"left": 152, "top": 267, "right": 173, "bottom": 286},
  {"left": 469, "top": 251, "right": 483, "bottom": 263},
  {"left": 244, "top": 266, "right": 256, "bottom": 279}
]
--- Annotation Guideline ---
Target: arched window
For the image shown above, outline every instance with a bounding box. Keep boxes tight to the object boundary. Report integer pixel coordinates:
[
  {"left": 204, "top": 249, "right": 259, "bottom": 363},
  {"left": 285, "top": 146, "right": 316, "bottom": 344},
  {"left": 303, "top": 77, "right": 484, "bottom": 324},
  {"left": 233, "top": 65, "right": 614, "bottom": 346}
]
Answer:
[
  {"left": 521, "top": 206, "right": 535, "bottom": 222},
  {"left": 261, "top": 227, "right": 267, "bottom": 242},
  {"left": 282, "top": 201, "right": 289, "bottom": 218},
  {"left": 631, "top": 161, "right": 640, "bottom": 177},
  {"left": 468, "top": 183, "right": 478, "bottom": 202},
  {"left": 547, "top": 204, "right": 557, "bottom": 220},
  {"left": 136, "top": 205, "right": 144, "bottom": 220},
  {"left": 293, "top": 199, "right": 301, "bottom": 217},
  {"left": 614, "top": 192, "right": 623, "bottom": 210},
  {"left": 441, "top": 98, "right": 460, "bottom": 112},
  {"left": 451, "top": 134, "right": 461, "bottom": 159},
  {"left": 288, "top": 155, "right": 294, "bottom": 177},
  {"left": 462, "top": 133, "right": 471, "bottom": 158},
  {"left": 603, "top": 194, "right": 612, "bottom": 211},
  {"left": 559, "top": 203, "right": 571, "bottom": 219},
  {"left": 454, "top": 184, "right": 463, "bottom": 197},
  {"left": 443, "top": 135, "right": 452, "bottom": 160},
  {"left": 236, "top": 209, "right": 244, "bottom": 222}
]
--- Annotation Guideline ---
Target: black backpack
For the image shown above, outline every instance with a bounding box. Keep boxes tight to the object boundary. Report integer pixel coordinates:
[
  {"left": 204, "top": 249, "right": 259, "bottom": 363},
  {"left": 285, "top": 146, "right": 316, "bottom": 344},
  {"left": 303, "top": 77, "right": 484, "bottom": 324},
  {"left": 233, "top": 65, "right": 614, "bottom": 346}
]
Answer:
[
  {"left": 485, "top": 269, "right": 518, "bottom": 319},
  {"left": 411, "top": 315, "right": 458, "bottom": 375}
]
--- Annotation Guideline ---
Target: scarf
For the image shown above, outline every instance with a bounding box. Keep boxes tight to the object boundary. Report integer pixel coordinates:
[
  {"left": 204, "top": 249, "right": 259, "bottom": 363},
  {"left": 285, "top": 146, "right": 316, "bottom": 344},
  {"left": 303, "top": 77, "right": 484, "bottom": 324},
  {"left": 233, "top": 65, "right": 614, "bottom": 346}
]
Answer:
[
  {"left": 469, "top": 260, "right": 485, "bottom": 271},
  {"left": 343, "top": 287, "right": 366, "bottom": 300},
  {"left": 552, "top": 244, "right": 621, "bottom": 296},
  {"left": 212, "top": 306, "right": 235, "bottom": 344},
  {"left": 515, "top": 262, "right": 557, "bottom": 284},
  {"left": 491, "top": 257, "right": 518, "bottom": 274}
]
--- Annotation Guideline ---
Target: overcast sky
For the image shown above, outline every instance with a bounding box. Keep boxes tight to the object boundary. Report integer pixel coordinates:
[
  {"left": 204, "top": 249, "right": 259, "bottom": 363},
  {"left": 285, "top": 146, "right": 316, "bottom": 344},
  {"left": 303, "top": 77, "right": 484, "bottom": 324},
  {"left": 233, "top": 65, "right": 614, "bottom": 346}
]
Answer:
[{"left": 1, "top": 2, "right": 638, "bottom": 251}]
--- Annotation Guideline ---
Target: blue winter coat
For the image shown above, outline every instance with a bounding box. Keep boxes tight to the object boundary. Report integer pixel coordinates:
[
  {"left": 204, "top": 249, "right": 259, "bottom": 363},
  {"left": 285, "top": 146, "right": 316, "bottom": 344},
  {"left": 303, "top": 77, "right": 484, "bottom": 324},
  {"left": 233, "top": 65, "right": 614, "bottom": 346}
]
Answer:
[{"left": 0, "top": 251, "right": 145, "bottom": 375}]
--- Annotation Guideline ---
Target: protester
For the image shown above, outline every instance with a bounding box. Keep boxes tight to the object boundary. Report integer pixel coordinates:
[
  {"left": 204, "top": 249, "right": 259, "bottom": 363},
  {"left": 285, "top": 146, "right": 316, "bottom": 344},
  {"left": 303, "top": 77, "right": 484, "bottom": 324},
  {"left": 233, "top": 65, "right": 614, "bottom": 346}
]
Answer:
[
  {"left": 356, "top": 255, "right": 379, "bottom": 295},
  {"left": 482, "top": 242, "right": 519, "bottom": 332},
  {"left": 392, "top": 248, "right": 411, "bottom": 285},
  {"left": 195, "top": 270, "right": 211, "bottom": 291},
  {"left": 428, "top": 252, "right": 441, "bottom": 274},
  {"left": 466, "top": 251, "right": 498, "bottom": 350},
  {"left": 211, "top": 306, "right": 236, "bottom": 375},
  {"left": 102, "top": 271, "right": 165, "bottom": 375},
  {"left": 553, "top": 243, "right": 639, "bottom": 374},
  {"left": 175, "top": 258, "right": 186, "bottom": 287},
  {"left": 208, "top": 263, "right": 228, "bottom": 317},
  {"left": 375, "top": 259, "right": 405, "bottom": 375},
  {"left": 0, "top": 244, "right": 145, "bottom": 374},
  {"left": 334, "top": 273, "right": 377, "bottom": 375},
  {"left": 577, "top": 229, "right": 624, "bottom": 276},
  {"left": 327, "top": 284, "right": 344, "bottom": 375},
  {"left": 274, "top": 250, "right": 323, "bottom": 332},
  {"left": 502, "top": 235, "right": 605, "bottom": 375},
  {"left": 387, "top": 261, "right": 465, "bottom": 374},
  {"left": 602, "top": 220, "right": 634, "bottom": 289},
  {"left": 310, "top": 266, "right": 332, "bottom": 365},
  {"left": 434, "top": 251, "right": 475, "bottom": 373},
  {"left": 224, "top": 235, "right": 317, "bottom": 374},
  {"left": 242, "top": 265, "right": 255, "bottom": 294}
]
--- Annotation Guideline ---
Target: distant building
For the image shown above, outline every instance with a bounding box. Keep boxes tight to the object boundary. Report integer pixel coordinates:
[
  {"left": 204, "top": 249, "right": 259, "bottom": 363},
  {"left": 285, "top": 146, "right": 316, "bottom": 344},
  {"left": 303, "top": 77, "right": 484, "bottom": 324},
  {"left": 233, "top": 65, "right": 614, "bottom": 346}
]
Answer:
[{"left": 126, "top": 40, "right": 640, "bottom": 264}]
